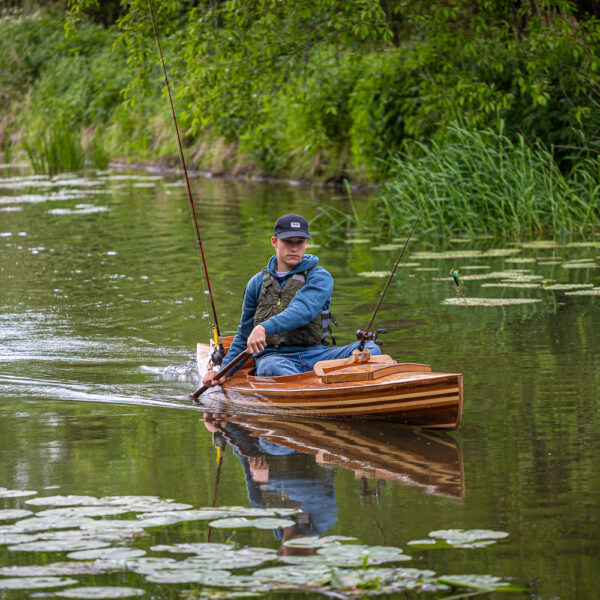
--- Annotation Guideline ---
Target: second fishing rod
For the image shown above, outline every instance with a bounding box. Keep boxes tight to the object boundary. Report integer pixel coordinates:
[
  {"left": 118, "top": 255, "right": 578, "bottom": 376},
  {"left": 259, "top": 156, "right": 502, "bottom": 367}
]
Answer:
[
  {"left": 356, "top": 186, "right": 434, "bottom": 352},
  {"left": 147, "top": 0, "right": 225, "bottom": 366}
]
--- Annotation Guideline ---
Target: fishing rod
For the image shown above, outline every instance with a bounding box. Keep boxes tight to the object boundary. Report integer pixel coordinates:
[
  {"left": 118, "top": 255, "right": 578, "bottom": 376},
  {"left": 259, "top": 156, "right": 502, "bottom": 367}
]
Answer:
[
  {"left": 147, "top": 0, "right": 225, "bottom": 366},
  {"left": 356, "top": 186, "right": 434, "bottom": 351}
]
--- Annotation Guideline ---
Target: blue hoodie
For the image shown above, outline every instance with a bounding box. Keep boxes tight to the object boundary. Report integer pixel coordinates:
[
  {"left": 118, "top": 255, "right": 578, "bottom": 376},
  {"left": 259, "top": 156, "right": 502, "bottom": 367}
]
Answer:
[{"left": 221, "top": 253, "right": 333, "bottom": 368}]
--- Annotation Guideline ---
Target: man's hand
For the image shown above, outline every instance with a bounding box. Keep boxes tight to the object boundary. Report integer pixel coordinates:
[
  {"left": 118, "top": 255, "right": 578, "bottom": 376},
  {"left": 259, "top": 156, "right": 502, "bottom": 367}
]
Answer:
[
  {"left": 202, "top": 369, "right": 226, "bottom": 387},
  {"left": 247, "top": 324, "right": 266, "bottom": 354}
]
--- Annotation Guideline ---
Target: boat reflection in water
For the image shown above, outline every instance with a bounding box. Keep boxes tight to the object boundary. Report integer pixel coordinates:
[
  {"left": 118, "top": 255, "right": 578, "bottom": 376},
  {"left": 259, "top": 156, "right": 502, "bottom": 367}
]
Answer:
[{"left": 203, "top": 413, "right": 463, "bottom": 548}]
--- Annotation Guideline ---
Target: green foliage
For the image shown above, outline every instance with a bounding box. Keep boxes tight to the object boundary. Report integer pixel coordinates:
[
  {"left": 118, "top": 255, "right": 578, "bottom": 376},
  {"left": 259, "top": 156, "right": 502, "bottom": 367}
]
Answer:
[
  {"left": 2, "top": 1, "right": 600, "bottom": 232},
  {"left": 374, "top": 121, "right": 600, "bottom": 236},
  {"left": 23, "top": 119, "right": 85, "bottom": 174}
]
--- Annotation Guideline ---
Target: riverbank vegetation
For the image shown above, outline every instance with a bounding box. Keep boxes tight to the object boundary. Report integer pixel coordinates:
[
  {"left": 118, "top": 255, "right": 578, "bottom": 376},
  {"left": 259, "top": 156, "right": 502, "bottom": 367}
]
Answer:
[{"left": 1, "top": 0, "right": 599, "bottom": 234}]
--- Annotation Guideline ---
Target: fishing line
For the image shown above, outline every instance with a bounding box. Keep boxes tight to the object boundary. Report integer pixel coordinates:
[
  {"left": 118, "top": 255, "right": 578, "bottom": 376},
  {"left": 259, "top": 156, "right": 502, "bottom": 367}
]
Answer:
[
  {"left": 357, "top": 186, "right": 434, "bottom": 350},
  {"left": 147, "top": 0, "right": 224, "bottom": 362}
]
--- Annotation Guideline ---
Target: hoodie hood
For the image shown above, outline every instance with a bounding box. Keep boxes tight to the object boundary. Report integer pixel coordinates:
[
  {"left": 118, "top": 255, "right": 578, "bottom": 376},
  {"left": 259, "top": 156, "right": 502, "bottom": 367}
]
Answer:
[{"left": 267, "top": 253, "right": 319, "bottom": 277}]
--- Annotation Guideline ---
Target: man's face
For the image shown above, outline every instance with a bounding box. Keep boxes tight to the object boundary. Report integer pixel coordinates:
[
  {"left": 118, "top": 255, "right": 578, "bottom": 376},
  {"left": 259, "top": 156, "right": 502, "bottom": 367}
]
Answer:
[{"left": 271, "top": 236, "right": 309, "bottom": 271}]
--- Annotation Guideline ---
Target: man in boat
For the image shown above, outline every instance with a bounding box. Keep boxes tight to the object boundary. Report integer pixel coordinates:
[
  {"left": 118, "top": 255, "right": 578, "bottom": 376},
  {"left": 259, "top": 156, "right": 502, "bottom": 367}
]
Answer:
[{"left": 202, "top": 213, "right": 382, "bottom": 386}]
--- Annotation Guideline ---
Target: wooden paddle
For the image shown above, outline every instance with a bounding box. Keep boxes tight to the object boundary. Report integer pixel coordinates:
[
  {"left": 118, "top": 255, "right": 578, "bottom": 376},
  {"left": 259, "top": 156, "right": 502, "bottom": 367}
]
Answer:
[{"left": 190, "top": 350, "right": 250, "bottom": 400}]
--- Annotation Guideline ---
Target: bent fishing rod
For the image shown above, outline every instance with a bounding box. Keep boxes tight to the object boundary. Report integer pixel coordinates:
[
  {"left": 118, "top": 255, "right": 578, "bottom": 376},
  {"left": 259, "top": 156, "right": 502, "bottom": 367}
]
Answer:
[
  {"left": 147, "top": 0, "right": 225, "bottom": 365},
  {"left": 357, "top": 186, "right": 434, "bottom": 351}
]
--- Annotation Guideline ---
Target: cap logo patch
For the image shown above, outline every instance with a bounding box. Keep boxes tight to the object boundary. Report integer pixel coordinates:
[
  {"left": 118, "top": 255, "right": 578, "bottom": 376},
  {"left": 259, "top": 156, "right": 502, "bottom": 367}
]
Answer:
[{"left": 291, "top": 222, "right": 300, "bottom": 228}]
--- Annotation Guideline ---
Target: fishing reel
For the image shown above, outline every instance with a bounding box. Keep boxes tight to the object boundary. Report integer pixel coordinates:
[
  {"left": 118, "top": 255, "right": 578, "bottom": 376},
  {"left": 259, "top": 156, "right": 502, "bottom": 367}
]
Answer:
[
  {"left": 210, "top": 346, "right": 224, "bottom": 369},
  {"left": 355, "top": 328, "right": 388, "bottom": 351}
]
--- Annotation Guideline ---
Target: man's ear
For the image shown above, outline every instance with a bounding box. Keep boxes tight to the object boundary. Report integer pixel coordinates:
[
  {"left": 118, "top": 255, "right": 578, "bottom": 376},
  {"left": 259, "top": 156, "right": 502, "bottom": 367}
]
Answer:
[{"left": 271, "top": 236, "right": 278, "bottom": 248}]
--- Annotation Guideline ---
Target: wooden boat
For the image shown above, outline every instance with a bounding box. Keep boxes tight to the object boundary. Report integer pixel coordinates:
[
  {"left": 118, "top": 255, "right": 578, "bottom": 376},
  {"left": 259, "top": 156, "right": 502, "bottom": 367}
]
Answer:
[
  {"left": 205, "top": 412, "right": 464, "bottom": 499},
  {"left": 197, "top": 337, "right": 462, "bottom": 430}
]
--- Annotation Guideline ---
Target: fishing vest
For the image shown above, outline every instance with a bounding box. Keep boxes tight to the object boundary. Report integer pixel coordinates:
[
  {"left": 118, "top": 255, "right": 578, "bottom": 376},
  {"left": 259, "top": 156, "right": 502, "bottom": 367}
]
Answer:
[{"left": 254, "top": 267, "right": 335, "bottom": 348}]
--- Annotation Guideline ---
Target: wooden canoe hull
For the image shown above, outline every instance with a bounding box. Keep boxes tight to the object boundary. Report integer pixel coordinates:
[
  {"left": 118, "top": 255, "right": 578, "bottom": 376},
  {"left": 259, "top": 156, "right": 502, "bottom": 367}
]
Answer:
[{"left": 197, "top": 343, "right": 463, "bottom": 430}]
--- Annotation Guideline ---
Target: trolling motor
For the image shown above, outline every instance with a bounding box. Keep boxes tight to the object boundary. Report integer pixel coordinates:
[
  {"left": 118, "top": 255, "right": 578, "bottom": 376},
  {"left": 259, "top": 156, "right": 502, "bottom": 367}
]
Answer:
[{"left": 356, "top": 328, "right": 388, "bottom": 352}]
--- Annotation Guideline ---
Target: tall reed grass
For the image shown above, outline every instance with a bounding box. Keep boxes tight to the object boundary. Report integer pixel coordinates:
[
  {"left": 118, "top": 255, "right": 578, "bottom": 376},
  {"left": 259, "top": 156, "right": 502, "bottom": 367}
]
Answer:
[
  {"left": 23, "top": 121, "right": 109, "bottom": 175},
  {"left": 372, "top": 122, "right": 600, "bottom": 236}
]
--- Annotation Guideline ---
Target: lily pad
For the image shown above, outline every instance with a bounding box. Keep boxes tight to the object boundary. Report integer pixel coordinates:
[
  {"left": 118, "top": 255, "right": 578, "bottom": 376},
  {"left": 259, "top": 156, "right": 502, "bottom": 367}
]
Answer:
[
  {"left": 136, "top": 509, "right": 230, "bottom": 524},
  {"left": 480, "top": 283, "right": 540, "bottom": 289},
  {"left": 208, "top": 517, "right": 294, "bottom": 529},
  {"left": 433, "top": 270, "right": 529, "bottom": 281},
  {"left": 36, "top": 506, "right": 130, "bottom": 518},
  {"left": 9, "top": 516, "right": 95, "bottom": 532},
  {"left": 357, "top": 271, "right": 391, "bottom": 278},
  {"left": 412, "top": 250, "right": 483, "bottom": 259},
  {"left": 0, "top": 488, "right": 37, "bottom": 498},
  {"left": 68, "top": 547, "right": 146, "bottom": 561},
  {"left": 124, "top": 557, "right": 177, "bottom": 574},
  {"left": 429, "top": 529, "right": 508, "bottom": 546},
  {"left": 216, "top": 506, "right": 294, "bottom": 518},
  {"left": 561, "top": 262, "right": 598, "bottom": 269},
  {"left": 151, "top": 542, "right": 231, "bottom": 554},
  {"left": 317, "top": 544, "right": 410, "bottom": 567},
  {"left": 329, "top": 567, "right": 445, "bottom": 592},
  {"left": 0, "top": 533, "right": 40, "bottom": 545},
  {"left": 143, "top": 568, "right": 231, "bottom": 585},
  {"left": 80, "top": 519, "right": 147, "bottom": 531},
  {"left": 252, "top": 565, "right": 332, "bottom": 586},
  {"left": 0, "top": 509, "right": 33, "bottom": 520},
  {"left": 283, "top": 535, "right": 358, "bottom": 548},
  {"left": 371, "top": 244, "right": 403, "bottom": 251},
  {"left": 0, "top": 561, "right": 118, "bottom": 577},
  {"left": 25, "top": 495, "right": 100, "bottom": 507},
  {"left": 437, "top": 574, "right": 527, "bottom": 592},
  {"left": 564, "top": 241, "right": 600, "bottom": 248},
  {"left": 520, "top": 241, "right": 561, "bottom": 249},
  {"left": 9, "top": 539, "right": 111, "bottom": 552},
  {"left": 506, "top": 257, "right": 537, "bottom": 263},
  {"left": 543, "top": 284, "right": 594, "bottom": 291},
  {"left": 56, "top": 587, "right": 145, "bottom": 598},
  {"left": 0, "top": 576, "right": 77, "bottom": 589},
  {"left": 441, "top": 297, "right": 542, "bottom": 306},
  {"left": 565, "top": 288, "right": 600, "bottom": 296}
]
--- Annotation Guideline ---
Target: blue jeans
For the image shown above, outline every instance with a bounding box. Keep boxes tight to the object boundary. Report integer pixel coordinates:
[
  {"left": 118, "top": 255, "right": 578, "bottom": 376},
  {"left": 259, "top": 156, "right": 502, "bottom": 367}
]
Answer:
[{"left": 255, "top": 341, "right": 382, "bottom": 377}]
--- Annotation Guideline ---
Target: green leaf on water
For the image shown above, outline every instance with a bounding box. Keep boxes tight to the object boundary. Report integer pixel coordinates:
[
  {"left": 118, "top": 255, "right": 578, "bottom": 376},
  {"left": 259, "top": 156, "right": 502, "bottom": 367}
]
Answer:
[
  {"left": 357, "top": 271, "right": 391, "bottom": 278},
  {"left": 481, "top": 282, "right": 541, "bottom": 288},
  {"left": 283, "top": 535, "right": 358, "bottom": 548},
  {"left": 0, "top": 576, "right": 77, "bottom": 589},
  {"left": 0, "top": 509, "right": 33, "bottom": 520},
  {"left": 67, "top": 547, "right": 146, "bottom": 561},
  {"left": 565, "top": 288, "right": 600, "bottom": 296},
  {"left": 25, "top": 495, "right": 100, "bottom": 507},
  {"left": 252, "top": 565, "right": 332, "bottom": 586},
  {"left": 9, "top": 539, "right": 111, "bottom": 553},
  {"left": 208, "top": 517, "right": 294, "bottom": 530},
  {"left": 56, "top": 586, "right": 146, "bottom": 598},
  {"left": 438, "top": 574, "right": 527, "bottom": 592},
  {"left": 441, "top": 297, "right": 542, "bottom": 306},
  {"left": 0, "top": 488, "right": 37, "bottom": 498},
  {"left": 543, "top": 284, "right": 594, "bottom": 291},
  {"left": 316, "top": 544, "right": 410, "bottom": 567}
]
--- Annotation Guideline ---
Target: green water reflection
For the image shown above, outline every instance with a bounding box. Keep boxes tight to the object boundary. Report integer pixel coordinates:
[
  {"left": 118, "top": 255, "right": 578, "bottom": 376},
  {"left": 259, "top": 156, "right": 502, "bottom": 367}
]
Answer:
[{"left": 1, "top": 168, "right": 599, "bottom": 598}]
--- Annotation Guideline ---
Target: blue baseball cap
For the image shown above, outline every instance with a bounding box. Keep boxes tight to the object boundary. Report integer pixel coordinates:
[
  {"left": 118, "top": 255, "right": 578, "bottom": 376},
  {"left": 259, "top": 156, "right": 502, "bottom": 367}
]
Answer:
[{"left": 273, "top": 214, "right": 311, "bottom": 240}]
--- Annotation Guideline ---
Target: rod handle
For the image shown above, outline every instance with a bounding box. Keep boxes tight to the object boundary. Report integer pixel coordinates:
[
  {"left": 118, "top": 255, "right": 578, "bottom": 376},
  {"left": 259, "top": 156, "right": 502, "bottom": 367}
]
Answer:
[{"left": 190, "top": 350, "right": 250, "bottom": 400}]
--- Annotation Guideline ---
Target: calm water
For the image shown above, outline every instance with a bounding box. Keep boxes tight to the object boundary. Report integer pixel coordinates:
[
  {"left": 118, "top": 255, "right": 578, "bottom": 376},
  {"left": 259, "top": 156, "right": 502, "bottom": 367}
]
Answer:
[{"left": 1, "top": 166, "right": 599, "bottom": 598}]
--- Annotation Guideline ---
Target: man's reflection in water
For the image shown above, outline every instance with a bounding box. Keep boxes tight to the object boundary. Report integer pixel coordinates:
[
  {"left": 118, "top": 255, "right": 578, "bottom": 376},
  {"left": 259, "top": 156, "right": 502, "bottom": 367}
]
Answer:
[{"left": 203, "top": 414, "right": 337, "bottom": 552}]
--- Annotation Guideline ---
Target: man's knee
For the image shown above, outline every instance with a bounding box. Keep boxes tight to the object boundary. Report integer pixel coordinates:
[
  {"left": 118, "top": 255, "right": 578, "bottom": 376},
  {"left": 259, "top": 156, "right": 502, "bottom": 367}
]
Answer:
[
  {"left": 255, "top": 354, "right": 300, "bottom": 377},
  {"left": 364, "top": 341, "right": 383, "bottom": 356}
]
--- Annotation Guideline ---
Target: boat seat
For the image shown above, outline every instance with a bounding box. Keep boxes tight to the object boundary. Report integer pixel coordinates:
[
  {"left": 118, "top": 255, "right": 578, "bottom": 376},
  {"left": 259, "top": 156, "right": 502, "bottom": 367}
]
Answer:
[{"left": 314, "top": 354, "right": 431, "bottom": 384}]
